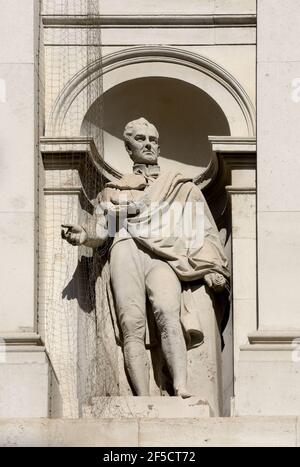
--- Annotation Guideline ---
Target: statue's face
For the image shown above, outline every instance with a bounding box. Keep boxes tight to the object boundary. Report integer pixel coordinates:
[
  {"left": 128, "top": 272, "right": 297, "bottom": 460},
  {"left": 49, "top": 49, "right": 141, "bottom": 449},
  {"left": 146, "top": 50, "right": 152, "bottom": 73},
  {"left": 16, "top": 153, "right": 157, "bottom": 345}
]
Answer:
[{"left": 125, "top": 124, "right": 160, "bottom": 164}]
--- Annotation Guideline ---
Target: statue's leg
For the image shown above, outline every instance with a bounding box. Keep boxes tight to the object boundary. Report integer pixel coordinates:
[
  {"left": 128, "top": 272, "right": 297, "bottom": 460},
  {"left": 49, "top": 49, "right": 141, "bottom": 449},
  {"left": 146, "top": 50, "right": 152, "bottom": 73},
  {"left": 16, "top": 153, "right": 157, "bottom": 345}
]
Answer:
[
  {"left": 145, "top": 259, "right": 190, "bottom": 397},
  {"left": 110, "top": 240, "right": 149, "bottom": 396}
]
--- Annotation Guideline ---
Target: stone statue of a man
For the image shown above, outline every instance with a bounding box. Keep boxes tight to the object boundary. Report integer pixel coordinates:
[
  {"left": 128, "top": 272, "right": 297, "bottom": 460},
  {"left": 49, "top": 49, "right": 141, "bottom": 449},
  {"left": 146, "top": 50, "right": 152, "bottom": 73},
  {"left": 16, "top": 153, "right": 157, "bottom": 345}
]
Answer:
[{"left": 62, "top": 118, "right": 229, "bottom": 398}]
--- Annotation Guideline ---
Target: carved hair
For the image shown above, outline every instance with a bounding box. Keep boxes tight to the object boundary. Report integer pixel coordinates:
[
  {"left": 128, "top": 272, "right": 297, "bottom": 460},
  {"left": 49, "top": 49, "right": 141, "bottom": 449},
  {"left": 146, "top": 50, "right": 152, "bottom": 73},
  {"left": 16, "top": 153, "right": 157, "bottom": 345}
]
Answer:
[{"left": 123, "top": 117, "right": 159, "bottom": 142}]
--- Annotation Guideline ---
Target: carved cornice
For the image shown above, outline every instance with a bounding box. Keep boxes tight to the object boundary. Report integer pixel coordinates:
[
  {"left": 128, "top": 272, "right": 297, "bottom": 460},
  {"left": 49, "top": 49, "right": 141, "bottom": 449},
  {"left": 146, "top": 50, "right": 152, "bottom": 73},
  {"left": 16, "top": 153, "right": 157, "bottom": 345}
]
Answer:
[
  {"left": 205, "top": 137, "right": 256, "bottom": 195},
  {"left": 40, "top": 136, "right": 117, "bottom": 211},
  {"left": 44, "top": 187, "right": 84, "bottom": 196},
  {"left": 0, "top": 333, "right": 44, "bottom": 347},
  {"left": 42, "top": 14, "right": 256, "bottom": 28},
  {"left": 200, "top": 136, "right": 256, "bottom": 230},
  {"left": 209, "top": 136, "right": 256, "bottom": 158},
  {"left": 209, "top": 137, "right": 256, "bottom": 190},
  {"left": 40, "top": 136, "right": 121, "bottom": 180}
]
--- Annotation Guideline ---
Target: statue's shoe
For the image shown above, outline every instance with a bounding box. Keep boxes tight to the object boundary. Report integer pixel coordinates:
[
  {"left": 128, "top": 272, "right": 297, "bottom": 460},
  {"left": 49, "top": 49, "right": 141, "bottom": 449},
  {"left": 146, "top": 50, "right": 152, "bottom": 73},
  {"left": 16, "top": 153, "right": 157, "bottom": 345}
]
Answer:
[{"left": 175, "top": 386, "right": 192, "bottom": 399}]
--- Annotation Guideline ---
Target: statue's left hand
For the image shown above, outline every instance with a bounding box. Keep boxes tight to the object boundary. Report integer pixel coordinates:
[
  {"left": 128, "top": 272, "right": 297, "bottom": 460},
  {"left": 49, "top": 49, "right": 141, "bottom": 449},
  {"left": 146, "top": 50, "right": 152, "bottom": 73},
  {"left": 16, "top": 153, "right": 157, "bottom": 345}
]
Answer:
[
  {"left": 127, "top": 200, "right": 146, "bottom": 216},
  {"left": 102, "top": 200, "right": 146, "bottom": 217},
  {"left": 204, "top": 273, "right": 227, "bottom": 292}
]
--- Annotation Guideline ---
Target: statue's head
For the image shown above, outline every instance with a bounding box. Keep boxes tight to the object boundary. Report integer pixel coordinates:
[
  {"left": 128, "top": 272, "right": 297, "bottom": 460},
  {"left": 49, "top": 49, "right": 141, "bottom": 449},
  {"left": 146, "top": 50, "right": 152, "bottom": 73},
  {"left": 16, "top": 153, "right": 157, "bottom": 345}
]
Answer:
[{"left": 123, "top": 117, "right": 160, "bottom": 165}]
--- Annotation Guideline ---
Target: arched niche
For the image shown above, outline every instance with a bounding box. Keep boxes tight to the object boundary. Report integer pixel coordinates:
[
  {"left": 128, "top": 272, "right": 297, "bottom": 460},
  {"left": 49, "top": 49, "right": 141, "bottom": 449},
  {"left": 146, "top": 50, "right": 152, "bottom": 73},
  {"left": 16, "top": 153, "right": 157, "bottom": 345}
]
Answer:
[
  {"left": 80, "top": 76, "right": 230, "bottom": 178},
  {"left": 44, "top": 46, "right": 253, "bottom": 415},
  {"left": 48, "top": 47, "right": 255, "bottom": 179}
]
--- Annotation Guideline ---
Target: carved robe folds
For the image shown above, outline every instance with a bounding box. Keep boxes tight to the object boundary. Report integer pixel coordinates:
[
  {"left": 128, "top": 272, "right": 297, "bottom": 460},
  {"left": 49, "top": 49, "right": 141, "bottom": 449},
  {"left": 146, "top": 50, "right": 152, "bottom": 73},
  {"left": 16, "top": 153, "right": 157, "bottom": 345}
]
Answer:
[{"left": 86, "top": 171, "right": 230, "bottom": 413}]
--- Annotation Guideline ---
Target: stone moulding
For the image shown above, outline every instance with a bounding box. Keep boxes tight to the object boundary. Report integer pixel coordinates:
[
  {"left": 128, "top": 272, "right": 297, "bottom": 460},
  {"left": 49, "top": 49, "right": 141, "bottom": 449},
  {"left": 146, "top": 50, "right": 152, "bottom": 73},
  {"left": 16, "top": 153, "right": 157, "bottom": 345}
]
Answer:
[
  {"left": 42, "top": 14, "right": 256, "bottom": 28},
  {"left": 208, "top": 136, "right": 256, "bottom": 174},
  {"left": 247, "top": 331, "right": 300, "bottom": 346},
  {"left": 41, "top": 136, "right": 114, "bottom": 213},
  {"left": 209, "top": 136, "right": 257, "bottom": 153},
  {"left": 48, "top": 46, "right": 256, "bottom": 138},
  {"left": 226, "top": 186, "right": 256, "bottom": 195}
]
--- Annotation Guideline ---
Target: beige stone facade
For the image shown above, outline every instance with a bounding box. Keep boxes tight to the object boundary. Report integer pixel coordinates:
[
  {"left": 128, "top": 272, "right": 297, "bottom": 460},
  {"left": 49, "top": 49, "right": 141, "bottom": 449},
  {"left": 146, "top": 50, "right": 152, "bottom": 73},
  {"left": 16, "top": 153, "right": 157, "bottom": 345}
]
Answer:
[{"left": 0, "top": 0, "right": 300, "bottom": 447}]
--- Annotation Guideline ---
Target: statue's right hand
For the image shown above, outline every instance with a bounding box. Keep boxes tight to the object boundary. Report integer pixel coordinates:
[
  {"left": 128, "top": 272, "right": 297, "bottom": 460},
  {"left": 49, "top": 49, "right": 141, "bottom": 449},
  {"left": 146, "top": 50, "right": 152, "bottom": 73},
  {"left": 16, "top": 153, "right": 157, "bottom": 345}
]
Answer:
[{"left": 61, "top": 224, "right": 87, "bottom": 246}]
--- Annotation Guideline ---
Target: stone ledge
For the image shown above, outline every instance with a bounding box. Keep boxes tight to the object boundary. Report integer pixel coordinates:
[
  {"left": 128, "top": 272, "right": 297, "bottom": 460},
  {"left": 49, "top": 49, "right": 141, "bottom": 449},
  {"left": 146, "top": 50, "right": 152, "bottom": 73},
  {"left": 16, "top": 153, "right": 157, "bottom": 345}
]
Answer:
[
  {"left": 0, "top": 333, "right": 43, "bottom": 347},
  {"left": 248, "top": 330, "right": 300, "bottom": 345},
  {"left": 0, "top": 417, "right": 298, "bottom": 447}
]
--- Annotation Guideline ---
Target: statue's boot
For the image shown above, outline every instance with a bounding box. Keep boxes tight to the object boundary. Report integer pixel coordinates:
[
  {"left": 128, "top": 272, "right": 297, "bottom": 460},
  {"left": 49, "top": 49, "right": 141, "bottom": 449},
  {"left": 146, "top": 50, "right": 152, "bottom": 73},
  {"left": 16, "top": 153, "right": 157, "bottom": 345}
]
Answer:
[{"left": 174, "top": 385, "right": 192, "bottom": 399}]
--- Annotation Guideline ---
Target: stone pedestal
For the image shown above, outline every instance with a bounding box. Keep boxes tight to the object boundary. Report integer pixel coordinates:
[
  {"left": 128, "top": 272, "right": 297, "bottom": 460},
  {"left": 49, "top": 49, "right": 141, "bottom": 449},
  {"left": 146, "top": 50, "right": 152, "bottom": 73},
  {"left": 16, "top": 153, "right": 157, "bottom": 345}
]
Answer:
[{"left": 83, "top": 396, "right": 211, "bottom": 419}]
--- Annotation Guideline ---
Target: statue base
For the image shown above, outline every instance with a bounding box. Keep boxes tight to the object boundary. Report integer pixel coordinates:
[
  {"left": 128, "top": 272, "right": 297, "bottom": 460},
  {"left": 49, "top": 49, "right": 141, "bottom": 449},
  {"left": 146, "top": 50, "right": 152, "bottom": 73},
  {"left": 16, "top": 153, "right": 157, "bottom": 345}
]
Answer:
[{"left": 82, "top": 396, "right": 211, "bottom": 418}]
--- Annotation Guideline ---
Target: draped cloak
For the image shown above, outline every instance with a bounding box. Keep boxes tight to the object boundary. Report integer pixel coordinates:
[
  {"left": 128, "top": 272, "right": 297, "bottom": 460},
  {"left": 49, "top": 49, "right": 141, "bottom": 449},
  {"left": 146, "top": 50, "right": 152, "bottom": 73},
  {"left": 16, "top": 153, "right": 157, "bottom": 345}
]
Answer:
[{"left": 84, "top": 171, "right": 230, "bottom": 350}]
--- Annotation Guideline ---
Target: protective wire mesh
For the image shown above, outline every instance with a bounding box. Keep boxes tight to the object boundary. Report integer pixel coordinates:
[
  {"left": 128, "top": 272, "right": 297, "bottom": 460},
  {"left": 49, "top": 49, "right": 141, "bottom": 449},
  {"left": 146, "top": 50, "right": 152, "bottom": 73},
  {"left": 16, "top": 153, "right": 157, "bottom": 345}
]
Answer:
[
  {"left": 39, "top": 1, "right": 233, "bottom": 418},
  {"left": 40, "top": 0, "right": 120, "bottom": 418}
]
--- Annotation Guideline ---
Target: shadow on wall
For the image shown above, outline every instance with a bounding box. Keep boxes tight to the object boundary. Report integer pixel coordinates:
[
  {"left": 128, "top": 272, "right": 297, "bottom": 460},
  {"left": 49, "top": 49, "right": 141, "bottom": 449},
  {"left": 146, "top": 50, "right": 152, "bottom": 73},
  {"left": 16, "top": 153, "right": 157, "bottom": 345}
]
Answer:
[{"left": 81, "top": 77, "right": 230, "bottom": 177}]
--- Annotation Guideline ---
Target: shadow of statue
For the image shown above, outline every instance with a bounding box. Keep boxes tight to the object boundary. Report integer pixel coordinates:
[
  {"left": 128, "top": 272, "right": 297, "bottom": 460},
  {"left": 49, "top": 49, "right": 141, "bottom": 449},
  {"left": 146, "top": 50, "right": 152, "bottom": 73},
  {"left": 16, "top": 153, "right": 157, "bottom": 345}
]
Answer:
[{"left": 62, "top": 255, "right": 97, "bottom": 314}]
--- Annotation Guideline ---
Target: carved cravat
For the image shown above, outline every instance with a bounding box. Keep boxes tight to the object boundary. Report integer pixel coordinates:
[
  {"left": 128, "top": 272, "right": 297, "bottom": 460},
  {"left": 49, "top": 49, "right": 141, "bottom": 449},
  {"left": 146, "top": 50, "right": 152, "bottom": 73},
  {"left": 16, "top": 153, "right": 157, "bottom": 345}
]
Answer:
[{"left": 133, "top": 163, "right": 161, "bottom": 182}]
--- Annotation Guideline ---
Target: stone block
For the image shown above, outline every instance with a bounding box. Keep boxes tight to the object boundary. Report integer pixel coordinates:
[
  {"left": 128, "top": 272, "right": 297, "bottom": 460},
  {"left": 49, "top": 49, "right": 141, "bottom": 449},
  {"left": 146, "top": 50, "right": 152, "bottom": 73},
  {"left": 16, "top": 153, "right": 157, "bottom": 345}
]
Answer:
[
  {"left": 214, "top": 0, "right": 256, "bottom": 15},
  {"left": 215, "top": 27, "right": 256, "bottom": 45},
  {"left": 0, "top": 63, "right": 37, "bottom": 213},
  {"left": 0, "top": 212, "right": 35, "bottom": 332},
  {"left": 257, "top": 61, "right": 300, "bottom": 212},
  {"left": 258, "top": 211, "right": 300, "bottom": 330},
  {"left": 235, "top": 345, "right": 300, "bottom": 416},
  {"left": 258, "top": 0, "right": 300, "bottom": 63},
  {"left": 231, "top": 194, "right": 256, "bottom": 239},
  {"left": 0, "top": 348, "right": 50, "bottom": 418},
  {"left": 138, "top": 417, "right": 296, "bottom": 447},
  {"left": 89, "top": 0, "right": 215, "bottom": 15},
  {"left": 0, "top": 419, "right": 139, "bottom": 447},
  {"left": 100, "top": 28, "right": 215, "bottom": 46},
  {"left": 232, "top": 238, "right": 256, "bottom": 300},
  {"left": 233, "top": 299, "right": 256, "bottom": 365},
  {"left": 0, "top": 0, "right": 37, "bottom": 64}
]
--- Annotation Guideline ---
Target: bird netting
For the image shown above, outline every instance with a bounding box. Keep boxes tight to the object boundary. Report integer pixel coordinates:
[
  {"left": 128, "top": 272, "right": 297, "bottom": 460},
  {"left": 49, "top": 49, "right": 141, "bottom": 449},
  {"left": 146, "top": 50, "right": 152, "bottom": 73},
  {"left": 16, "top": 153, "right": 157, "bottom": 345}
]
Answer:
[{"left": 39, "top": 0, "right": 120, "bottom": 418}]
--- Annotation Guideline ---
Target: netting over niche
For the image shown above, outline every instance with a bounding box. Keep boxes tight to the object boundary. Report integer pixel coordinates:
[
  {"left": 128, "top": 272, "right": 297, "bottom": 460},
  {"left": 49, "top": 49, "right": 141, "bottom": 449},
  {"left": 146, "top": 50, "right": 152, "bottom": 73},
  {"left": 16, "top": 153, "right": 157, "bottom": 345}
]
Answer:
[
  {"left": 40, "top": 0, "right": 119, "bottom": 418},
  {"left": 39, "top": 0, "right": 233, "bottom": 418}
]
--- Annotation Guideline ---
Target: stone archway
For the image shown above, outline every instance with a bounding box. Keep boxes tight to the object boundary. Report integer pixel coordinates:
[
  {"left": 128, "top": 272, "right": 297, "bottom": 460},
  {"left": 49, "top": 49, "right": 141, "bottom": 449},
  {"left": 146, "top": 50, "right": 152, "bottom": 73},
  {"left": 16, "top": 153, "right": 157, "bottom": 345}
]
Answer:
[{"left": 48, "top": 46, "right": 255, "bottom": 141}]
